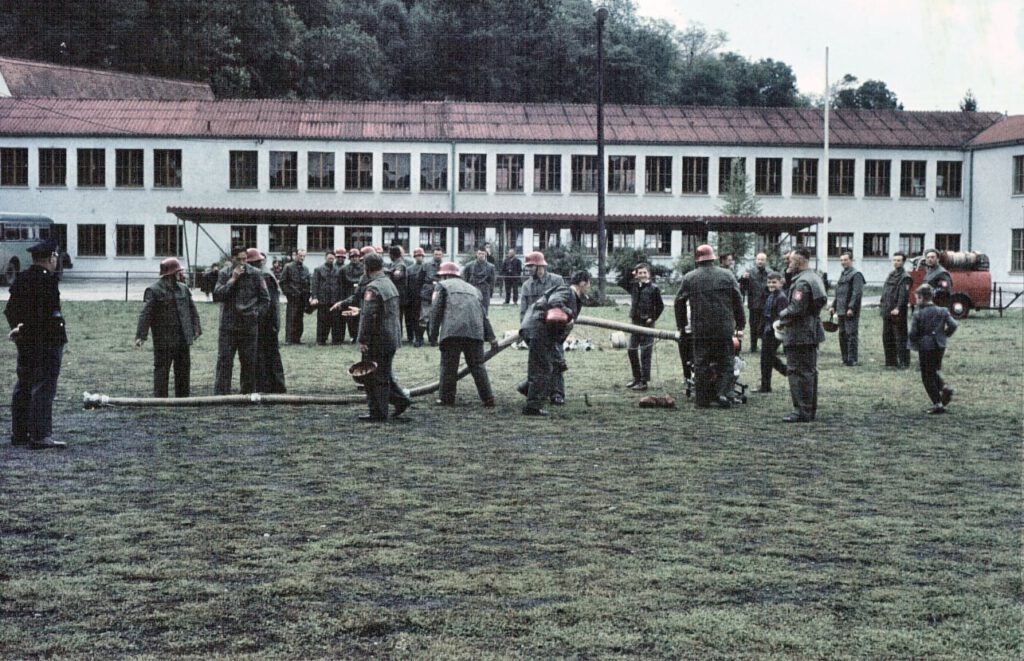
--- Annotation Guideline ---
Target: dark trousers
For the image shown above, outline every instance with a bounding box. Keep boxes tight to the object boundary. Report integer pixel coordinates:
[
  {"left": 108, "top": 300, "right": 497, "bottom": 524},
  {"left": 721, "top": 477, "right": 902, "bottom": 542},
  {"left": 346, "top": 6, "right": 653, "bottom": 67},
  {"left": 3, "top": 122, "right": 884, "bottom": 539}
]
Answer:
[
  {"left": 784, "top": 344, "right": 819, "bottom": 420},
  {"left": 418, "top": 301, "right": 433, "bottom": 343},
  {"left": 256, "top": 323, "right": 286, "bottom": 394},
  {"left": 677, "top": 333, "right": 693, "bottom": 380},
  {"left": 345, "top": 311, "right": 359, "bottom": 342},
  {"left": 364, "top": 347, "right": 411, "bottom": 420},
  {"left": 153, "top": 339, "right": 191, "bottom": 397},
  {"left": 403, "top": 301, "right": 420, "bottom": 342},
  {"left": 748, "top": 309, "right": 764, "bottom": 350},
  {"left": 838, "top": 315, "right": 860, "bottom": 364},
  {"left": 11, "top": 343, "right": 63, "bottom": 443},
  {"left": 525, "top": 331, "right": 557, "bottom": 410},
  {"left": 759, "top": 330, "right": 787, "bottom": 389},
  {"left": 882, "top": 312, "right": 909, "bottom": 367},
  {"left": 215, "top": 327, "right": 258, "bottom": 395},
  {"left": 316, "top": 306, "right": 344, "bottom": 344},
  {"left": 285, "top": 297, "right": 305, "bottom": 343},
  {"left": 627, "top": 331, "right": 653, "bottom": 383},
  {"left": 438, "top": 337, "right": 494, "bottom": 404},
  {"left": 504, "top": 279, "right": 520, "bottom": 304},
  {"left": 692, "top": 338, "right": 733, "bottom": 406},
  {"left": 918, "top": 348, "right": 947, "bottom": 404}
]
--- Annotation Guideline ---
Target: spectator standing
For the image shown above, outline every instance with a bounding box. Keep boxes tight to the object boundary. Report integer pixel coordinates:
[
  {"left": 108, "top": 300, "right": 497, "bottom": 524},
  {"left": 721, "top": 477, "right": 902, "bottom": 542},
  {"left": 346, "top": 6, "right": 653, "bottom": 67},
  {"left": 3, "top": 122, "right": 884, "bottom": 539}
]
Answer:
[
  {"left": 501, "top": 248, "right": 523, "bottom": 305},
  {"left": 778, "top": 248, "right": 827, "bottom": 422},
  {"left": 406, "top": 248, "right": 426, "bottom": 346},
  {"left": 463, "top": 248, "right": 497, "bottom": 312},
  {"left": 754, "top": 272, "right": 788, "bottom": 393},
  {"left": 311, "top": 251, "right": 342, "bottom": 345},
  {"left": 279, "top": 249, "right": 310, "bottom": 344},
  {"left": 880, "top": 252, "right": 912, "bottom": 368},
  {"left": 739, "top": 252, "right": 769, "bottom": 353},
  {"left": 213, "top": 247, "right": 270, "bottom": 394},
  {"left": 829, "top": 251, "right": 865, "bottom": 366},
  {"left": 356, "top": 254, "right": 411, "bottom": 422},
  {"left": 134, "top": 257, "right": 202, "bottom": 397},
  {"left": 253, "top": 251, "right": 286, "bottom": 393},
  {"left": 340, "top": 248, "right": 364, "bottom": 343},
  {"left": 625, "top": 263, "right": 664, "bottom": 391}
]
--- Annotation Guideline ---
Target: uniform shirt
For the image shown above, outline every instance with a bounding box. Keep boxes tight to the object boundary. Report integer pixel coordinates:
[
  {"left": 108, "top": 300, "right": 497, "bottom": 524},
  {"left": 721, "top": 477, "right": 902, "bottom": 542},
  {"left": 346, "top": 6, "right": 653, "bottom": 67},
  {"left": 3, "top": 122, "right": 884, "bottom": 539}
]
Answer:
[
  {"left": 674, "top": 263, "right": 745, "bottom": 339},
  {"left": 429, "top": 277, "right": 496, "bottom": 344},
  {"left": 519, "top": 271, "right": 570, "bottom": 340},
  {"left": 339, "top": 261, "right": 363, "bottom": 299},
  {"left": 357, "top": 272, "right": 402, "bottom": 352},
  {"left": 742, "top": 266, "right": 770, "bottom": 310},
  {"left": 501, "top": 256, "right": 523, "bottom": 280},
  {"left": 832, "top": 266, "right": 865, "bottom": 314},
  {"left": 880, "top": 267, "right": 912, "bottom": 316},
  {"left": 4, "top": 263, "right": 67, "bottom": 346},
  {"left": 629, "top": 280, "right": 664, "bottom": 326},
  {"left": 779, "top": 268, "right": 827, "bottom": 347},
  {"left": 419, "top": 259, "right": 442, "bottom": 302},
  {"left": 387, "top": 256, "right": 413, "bottom": 304},
  {"left": 213, "top": 265, "right": 270, "bottom": 331},
  {"left": 135, "top": 277, "right": 201, "bottom": 348},
  {"left": 463, "top": 260, "right": 497, "bottom": 296},
  {"left": 279, "top": 260, "right": 311, "bottom": 300},
  {"left": 260, "top": 271, "right": 282, "bottom": 335},
  {"left": 909, "top": 302, "right": 958, "bottom": 351},
  {"left": 312, "top": 262, "right": 342, "bottom": 305},
  {"left": 924, "top": 264, "right": 952, "bottom": 291}
]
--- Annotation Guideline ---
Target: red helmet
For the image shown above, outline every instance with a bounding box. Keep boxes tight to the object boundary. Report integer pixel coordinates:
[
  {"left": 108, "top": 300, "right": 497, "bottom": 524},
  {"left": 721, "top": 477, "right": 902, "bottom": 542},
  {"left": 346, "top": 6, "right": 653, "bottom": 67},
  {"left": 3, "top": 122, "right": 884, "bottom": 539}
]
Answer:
[
  {"left": 348, "top": 248, "right": 360, "bottom": 258},
  {"left": 334, "top": 247, "right": 347, "bottom": 257},
  {"left": 524, "top": 251, "right": 547, "bottom": 267},
  {"left": 360, "top": 245, "right": 375, "bottom": 256},
  {"left": 438, "top": 261, "right": 460, "bottom": 277},
  {"left": 245, "top": 248, "right": 263, "bottom": 264},
  {"left": 159, "top": 257, "right": 183, "bottom": 276},
  {"left": 412, "top": 247, "right": 425, "bottom": 257},
  {"left": 374, "top": 245, "right": 383, "bottom": 254},
  {"left": 695, "top": 244, "right": 716, "bottom": 263}
]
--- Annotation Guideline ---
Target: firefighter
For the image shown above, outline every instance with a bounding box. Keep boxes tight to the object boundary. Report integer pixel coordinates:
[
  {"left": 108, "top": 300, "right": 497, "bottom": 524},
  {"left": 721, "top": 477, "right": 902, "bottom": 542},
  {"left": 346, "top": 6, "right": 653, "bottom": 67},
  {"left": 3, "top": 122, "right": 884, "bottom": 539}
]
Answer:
[
  {"left": 340, "top": 248, "right": 364, "bottom": 342},
  {"left": 417, "top": 247, "right": 444, "bottom": 345},
  {"left": 406, "top": 247, "right": 426, "bottom": 345},
  {"left": 880, "top": 251, "right": 912, "bottom": 368},
  {"left": 829, "top": 251, "right": 865, "bottom": 366},
  {"left": 518, "top": 251, "right": 571, "bottom": 416},
  {"left": 922, "top": 249, "right": 952, "bottom": 301},
  {"left": 387, "top": 245, "right": 415, "bottom": 343},
  {"left": 213, "top": 247, "right": 270, "bottom": 394},
  {"left": 279, "top": 248, "right": 311, "bottom": 344},
  {"left": 778, "top": 247, "right": 827, "bottom": 422},
  {"left": 428, "top": 261, "right": 497, "bottom": 407},
  {"left": 356, "top": 253, "right": 411, "bottom": 422},
  {"left": 311, "top": 251, "right": 342, "bottom": 345},
  {"left": 674, "top": 244, "right": 745, "bottom": 408},
  {"left": 134, "top": 257, "right": 202, "bottom": 397},
  {"left": 462, "top": 247, "right": 497, "bottom": 312}
]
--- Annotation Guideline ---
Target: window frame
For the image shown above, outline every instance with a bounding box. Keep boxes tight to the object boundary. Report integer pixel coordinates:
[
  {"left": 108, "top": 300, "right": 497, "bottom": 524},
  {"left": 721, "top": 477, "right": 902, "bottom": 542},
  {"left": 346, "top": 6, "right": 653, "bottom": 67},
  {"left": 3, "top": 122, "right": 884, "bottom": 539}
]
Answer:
[
  {"left": 863, "top": 232, "right": 890, "bottom": 258},
  {"left": 643, "top": 227, "right": 672, "bottom": 255},
  {"left": 534, "top": 154, "right": 561, "bottom": 193},
  {"left": 0, "top": 147, "right": 29, "bottom": 186},
  {"left": 899, "top": 233, "right": 925, "bottom": 256},
  {"left": 791, "top": 158, "right": 818, "bottom": 196},
  {"left": 382, "top": 227, "right": 410, "bottom": 253},
  {"left": 936, "top": 161, "right": 962, "bottom": 199},
  {"left": 458, "top": 153, "right": 487, "bottom": 192},
  {"left": 77, "top": 224, "right": 106, "bottom": 257},
  {"left": 154, "top": 224, "right": 183, "bottom": 257},
  {"left": 38, "top": 148, "right": 67, "bottom": 187},
  {"left": 645, "top": 156, "right": 672, "bottom": 194},
  {"left": 344, "top": 226, "right": 373, "bottom": 250},
  {"left": 154, "top": 149, "right": 182, "bottom": 188},
  {"left": 77, "top": 148, "right": 106, "bottom": 188},
  {"left": 900, "top": 160, "right": 927, "bottom": 198},
  {"left": 828, "top": 158, "right": 855, "bottom": 197},
  {"left": 934, "top": 233, "right": 961, "bottom": 252},
  {"left": 827, "top": 232, "right": 854, "bottom": 258},
  {"left": 495, "top": 154, "right": 524, "bottom": 192},
  {"left": 607, "top": 155, "right": 636, "bottom": 194},
  {"left": 269, "top": 151, "right": 298, "bottom": 190},
  {"left": 420, "top": 153, "right": 448, "bottom": 192},
  {"left": 307, "top": 151, "right": 335, "bottom": 191},
  {"left": 1014, "top": 156, "right": 1024, "bottom": 195},
  {"left": 864, "top": 159, "right": 891, "bottom": 198},
  {"left": 680, "top": 156, "right": 709, "bottom": 194},
  {"left": 229, "top": 225, "right": 257, "bottom": 251},
  {"left": 306, "top": 226, "right": 334, "bottom": 253},
  {"left": 754, "top": 157, "right": 782, "bottom": 196},
  {"left": 571, "top": 155, "right": 599, "bottom": 193},
  {"left": 345, "top": 152, "right": 373, "bottom": 191},
  {"left": 269, "top": 225, "right": 298, "bottom": 254},
  {"left": 1012, "top": 228, "right": 1024, "bottom": 272},
  {"left": 382, "top": 152, "right": 411, "bottom": 191},
  {"left": 417, "top": 226, "right": 447, "bottom": 252},
  {"left": 115, "top": 149, "right": 144, "bottom": 188},
  {"left": 718, "top": 157, "right": 746, "bottom": 195}
]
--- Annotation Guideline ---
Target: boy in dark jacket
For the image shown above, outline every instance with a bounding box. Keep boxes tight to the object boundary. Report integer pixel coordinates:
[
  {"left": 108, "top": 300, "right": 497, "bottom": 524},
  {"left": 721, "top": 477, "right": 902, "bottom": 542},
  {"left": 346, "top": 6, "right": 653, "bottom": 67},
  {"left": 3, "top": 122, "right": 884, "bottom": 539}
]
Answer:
[
  {"left": 755, "top": 272, "right": 788, "bottom": 393},
  {"left": 625, "top": 263, "right": 664, "bottom": 391},
  {"left": 908, "top": 284, "right": 958, "bottom": 414}
]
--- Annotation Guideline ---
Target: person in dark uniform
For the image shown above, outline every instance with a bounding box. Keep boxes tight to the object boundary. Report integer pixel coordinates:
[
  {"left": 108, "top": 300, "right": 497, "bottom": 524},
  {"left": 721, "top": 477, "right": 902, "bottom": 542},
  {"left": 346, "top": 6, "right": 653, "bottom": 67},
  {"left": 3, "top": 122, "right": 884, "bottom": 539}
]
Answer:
[
  {"left": 429, "top": 261, "right": 497, "bottom": 407},
  {"left": 518, "top": 251, "right": 571, "bottom": 416},
  {"left": 908, "top": 284, "right": 958, "bottom": 414},
  {"left": 134, "top": 257, "right": 202, "bottom": 397},
  {"left": 463, "top": 248, "right": 497, "bottom": 313},
  {"left": 340, "top": 248, "right": 363, "bottom": 342},
  {"left": 829, "top": 251, "right": 865, "bottom": 366},
  {"left": 405, "top": 247, "right": 426, "bottom": 345},
  {"left": 418, "top": 247, "right": 444, "bottom": 345},
  {"left": 5, "top": 239, "right": 67, "bottom": 449},
  {"left": 922, "top": 249, "right": 952, "bottom": 301},
  {"left": 213, "top": 247, "right": 270, "bottom": 394},
  {"left": 674, "top": 244, "right": 745, "bottom": 409},
  {"left": 326, "top": 247, "right": 348, "bottom": 344},
  {"left": 880, "top": 251, "right": 912, "bottom": 368},
  {"left": 501, "top": 248, "right": 523, "bottom": 305},
  {"left": 279, "top": 248, "right": 311, "bottom": 344},
  {"left": 251, "top": 250, "right": 286, "bottom": 393},
  {"left": 739, "top": 252, "right": 769, "bottom": 353},
  {"left": 754, "top": 271, "right": 788, "bottom": 393},
  {"left": 356, "top": 253, "right": 411, "bottom": 422},
  {"left": 387, "top": 245, "right": 415, "bottom": 342},
  {"left": 778, "top": 247, "right": 827, "bottom": 422},
  {"left": 311, "top": 251, "right": 342, "bottom": 345},
  {"left": 625, "top": 263, "right": 664, "bottom": 391}
]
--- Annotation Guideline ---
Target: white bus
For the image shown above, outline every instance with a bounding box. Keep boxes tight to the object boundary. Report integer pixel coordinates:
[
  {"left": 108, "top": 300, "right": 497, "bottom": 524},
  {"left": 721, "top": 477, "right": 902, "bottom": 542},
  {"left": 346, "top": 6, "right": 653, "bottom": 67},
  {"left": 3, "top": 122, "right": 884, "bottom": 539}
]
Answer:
[{"left": 0, "top": 213, "right": 67, "bottom": 286}]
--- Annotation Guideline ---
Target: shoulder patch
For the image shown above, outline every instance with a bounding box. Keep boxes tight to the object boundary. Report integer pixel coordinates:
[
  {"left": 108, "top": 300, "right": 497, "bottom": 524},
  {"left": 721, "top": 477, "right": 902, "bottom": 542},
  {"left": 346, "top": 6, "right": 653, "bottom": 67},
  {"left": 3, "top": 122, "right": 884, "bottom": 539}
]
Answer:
[
  {"left": 432, "top": 290, "right": 439, "bottom": 303},
  {"left": 793, "top": 290, "right": 803, "bottom": 301},
  {"left": 364, "top": 290, "right": 376, "bottom": 301}
]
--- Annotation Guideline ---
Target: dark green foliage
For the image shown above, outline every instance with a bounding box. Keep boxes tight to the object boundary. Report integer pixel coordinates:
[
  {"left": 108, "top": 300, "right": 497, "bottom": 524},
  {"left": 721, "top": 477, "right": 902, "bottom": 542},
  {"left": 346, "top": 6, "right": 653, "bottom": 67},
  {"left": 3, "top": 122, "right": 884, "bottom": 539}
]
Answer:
[
  {"left": 609, "top": 247, "right": 672, "bottom": 290},
  {"left": 542, "top": 242, "right": 595, "bottom": 278},
  {"left": 832, "top": 74, "right": 903, "bottom": 110}
]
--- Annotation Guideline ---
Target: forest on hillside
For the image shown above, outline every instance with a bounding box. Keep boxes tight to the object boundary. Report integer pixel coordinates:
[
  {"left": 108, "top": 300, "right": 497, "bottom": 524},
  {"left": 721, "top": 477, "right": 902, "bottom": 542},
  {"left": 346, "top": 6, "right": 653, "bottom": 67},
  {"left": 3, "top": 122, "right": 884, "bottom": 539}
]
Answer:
[{"left": 0, "top": 0, "right": 904, "bottom": 108}]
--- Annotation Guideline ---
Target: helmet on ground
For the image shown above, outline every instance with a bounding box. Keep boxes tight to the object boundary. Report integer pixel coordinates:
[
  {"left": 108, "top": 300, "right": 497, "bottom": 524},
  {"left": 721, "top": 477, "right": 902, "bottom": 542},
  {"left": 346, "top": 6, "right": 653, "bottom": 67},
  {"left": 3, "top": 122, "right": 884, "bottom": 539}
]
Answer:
[
  {"left": 438, "top": 261, "right": 460, "bottom": 277},
  {"left": 695, "top": 244, "right": 716, "bottom": 263},
  {"left": 412, "top": 247, "right": 425, "bottom": 257},
  {"left": 348, "top": 360, "right": 378, "bottom": 385},
  {"left": 335, "top": 247, "right": 347, "bottom": 257},
  {"left": 524, "top": 251, "right": 547, "bottom": 267},
  {"left": 245, "top": 248, "right": 262, "bottom": 264},
  {"left": 159, "top": 257, "right": 183, "bottom": 276}
]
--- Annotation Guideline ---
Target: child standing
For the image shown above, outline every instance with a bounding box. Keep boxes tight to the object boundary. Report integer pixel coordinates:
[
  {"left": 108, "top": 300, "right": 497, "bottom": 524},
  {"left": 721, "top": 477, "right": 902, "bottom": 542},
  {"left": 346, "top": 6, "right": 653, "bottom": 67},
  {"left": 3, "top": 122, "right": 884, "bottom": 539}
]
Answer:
[
  {"left": 755, "top": 271, "right": 789, "bottom": 393},
  {"left": 908, "top": 283, "right": 957, "bottom": 414}
]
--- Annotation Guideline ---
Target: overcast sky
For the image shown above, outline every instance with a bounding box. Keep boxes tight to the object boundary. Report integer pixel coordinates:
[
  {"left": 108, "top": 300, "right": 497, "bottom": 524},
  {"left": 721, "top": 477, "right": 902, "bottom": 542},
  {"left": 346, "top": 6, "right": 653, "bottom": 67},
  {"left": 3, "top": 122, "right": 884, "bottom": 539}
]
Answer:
[{"left": 632, "top": 0, "right": 1023, "bottom": 114}]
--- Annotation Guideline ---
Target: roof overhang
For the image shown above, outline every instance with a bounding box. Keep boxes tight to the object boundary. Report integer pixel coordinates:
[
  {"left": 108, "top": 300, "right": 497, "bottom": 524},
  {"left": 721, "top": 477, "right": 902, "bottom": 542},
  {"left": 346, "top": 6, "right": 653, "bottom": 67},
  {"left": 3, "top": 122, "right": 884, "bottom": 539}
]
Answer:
[{"left": 167, "top": 206, "right": 822, "bottom": 233}]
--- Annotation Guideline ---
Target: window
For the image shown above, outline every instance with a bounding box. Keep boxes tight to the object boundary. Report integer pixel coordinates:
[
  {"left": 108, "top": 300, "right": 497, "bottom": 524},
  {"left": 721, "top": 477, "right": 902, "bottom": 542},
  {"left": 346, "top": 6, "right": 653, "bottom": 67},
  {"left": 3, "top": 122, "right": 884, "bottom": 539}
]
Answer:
[
  {"left": 570, "top": 229, "right": 598, "bottom": 254},
  {"left": 936, "top": 161, "right": 962, "bottom": 198},
  {"left": 345, "top": 152, "right": 373, "bottom": 190},
  {"left": 40, "top": 223, "right": 67, "bottom": 252},
  {"left": 934, "top": 233, "right": 960, "bottom": 252},
  {"left": 864, "top": 159, "right": 891, "bottom": 197},
  {"left": 718, "top": 157, "right": 746, "bottom": 194},
  {"left": 754, "top": 158, "right": 782, "bottom": 196},
  {"left": 269, "top": 151, "right": 298, "bottom": 190},
  {"left": 796, "top": 232, "right": 817, "bottom": 250},
  {"left": 39, "top": 148, "right": 66, "bottom": 186},
  {"left": 269, "top": 226, "right": 298, "bottom": 253},
  {"left": 1014, "top": 156, "right": 1024, "bottom": 195},
  {"left": 681, "top": 232, "right": 707, "bottom": 254},
  {"left": 533, "top": 229, "right": 561, "bottom": 250},
  {"left": 534, "top": 155, "right": 561, "bottom": 193},
  {"left": 154, "top": 149, "right": 182, "bottom": 188},
  {"left": 608, "top": 230, "right": 635, "bottom": 251},
  {"left": 307, "top": 152, "right": 335, "bottom": 190},
  {"left": 345, "top": 226, "right": 373, "bottom": 250},
  {"left": 1012, "top": 229, "right": 1024, "bottom": 272},
  {"left": 382, "top": 227, "right": 409, "bottom": 252},
  {"left": 863, "top": 233, "right": 889, "bottom": 258},
  {"left": 155, "top": 224, "right": 183, "bottom": 256},
  {"left": 791, "top": 159, "right": 818, "bottom": 196},
  {"left": 115, "top": 149, "right": 144, "bottom": 188},
  {"left": 418, "top": 227, "right": 446, "bottom": 251},
  {"left": 459, "top": 154, "right": 486, "bottom": 191},
  {"left": 3, "top": 223, "right": 30, "bottom": 241},
  {"left": 229, "top": 225, "right": 256, "bottom": 251},
  {"left": 755, "top": 231, "right": 781, "bottom": 254},
  {"left": 828, "top": 159, "right": 855, "bottom": 196},
  {"left": 645, "top": 156, "right": 672, "bottom": 194},
  {"left": 77, "top": 224, "right": 106, "bottom": 256},
  {"left": 503, "top": 228, "right": 524, "bottom": 252},
  {"left": 420, "top": 153, "right": 448, "bottom": 191},
  {"left": 77, "top": 148, "right": 105, "bottom": 187},
  {"left": 1, "top": 148, "right": 28, "bottom": 186},
  {"left": 900, "top": 160, "right": 927, "bottom": 198},
  {"left": 899, "top": 233, "right": 924, "bottom": 256},
  {"left": 608, "top": 156, "right": 636, "bottom": 193},
  {"left": 496, "top": 154, "right": 524, "bottom": 192},
  {"left": 458, "top": 227, "right": 481, "bottom": 253},
  {"left": 681, "top": 157, "right": 709, "bottom": 194},
  {"left": 571, "top": 155, "right": 599, "bottom": 192},
  {"left": 827, "top": 233, "right": 854, "bottom": 257},
  {"left": 382, "top": 153, "right": 410, "bottom": 191},
  {"left": 228, "top": 151, "right": 258, "bottom": 190},
  {"left": 115, "top": 225, "right": 144, "bottom": 256},
  {"left": 643, "top": 228, "right": 672, "bottom": 255},
  {"left": 306, "top": 226, "right": 334, "bottom": 253}
]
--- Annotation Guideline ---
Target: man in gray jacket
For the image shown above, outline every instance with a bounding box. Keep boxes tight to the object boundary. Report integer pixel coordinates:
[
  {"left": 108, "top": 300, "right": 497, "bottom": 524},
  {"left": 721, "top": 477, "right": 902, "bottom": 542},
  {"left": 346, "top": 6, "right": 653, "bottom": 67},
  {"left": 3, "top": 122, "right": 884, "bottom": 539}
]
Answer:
[
  {"left": 740, "top": 252, "right": 769, "bottom": 353},
  {"left": 311, "top": 251, "right": 342, "bottom": 345},
  {"left": 213, "top": 247, "right": 270, "bottom": 394},
  {"left": 829, "top": 251, "right": 865, "bottom": 366},
  {"left": 463, "top": 247, "right": 497, "bottom": 312},
  {"left": 429, "top": 262, "right": 497, "bottom": 407},
  {"left": 357, "top": 253, "right": 411, "bottom": 422},
  {"left": 880, "top": 251, "right": 912, "bottom": 368},
  {"left": 279, "top": 248, "right": 310, "bottom": 344},
  {"left": 135, "top": 257, "right": 202, "bottom": 397},
  {"left": 518, "top": 251, "right": 571, "bottom": 416},
  {"left": 778, "top": 247, "right": 827, "bottom": 423}
]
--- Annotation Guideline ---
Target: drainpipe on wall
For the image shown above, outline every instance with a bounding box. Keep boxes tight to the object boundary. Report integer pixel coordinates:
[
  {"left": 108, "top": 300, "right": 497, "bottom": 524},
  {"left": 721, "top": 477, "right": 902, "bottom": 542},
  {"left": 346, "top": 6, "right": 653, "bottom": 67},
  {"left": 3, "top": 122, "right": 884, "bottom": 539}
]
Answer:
[
  {"left": 967, "top": 149, "right": 974, "bottom": 251},
  {"left": 450, "top": 141, "right": 457, "bottom": 260}
]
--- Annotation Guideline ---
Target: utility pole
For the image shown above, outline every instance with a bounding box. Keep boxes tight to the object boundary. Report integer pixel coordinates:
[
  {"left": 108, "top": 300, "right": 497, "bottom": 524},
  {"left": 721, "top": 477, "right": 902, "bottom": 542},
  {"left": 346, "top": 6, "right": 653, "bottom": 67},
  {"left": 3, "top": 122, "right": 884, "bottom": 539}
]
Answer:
[{"left": 596, "top": 5, "right": 609, "bottom": 302}]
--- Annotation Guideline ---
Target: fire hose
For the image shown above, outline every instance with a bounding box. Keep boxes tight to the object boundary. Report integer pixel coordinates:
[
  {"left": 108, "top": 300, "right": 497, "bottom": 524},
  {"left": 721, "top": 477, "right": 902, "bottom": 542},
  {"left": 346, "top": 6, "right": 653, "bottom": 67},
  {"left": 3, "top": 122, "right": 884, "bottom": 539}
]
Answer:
[{"left": 82, "top": 317, "right": 680, "bottom": 408}]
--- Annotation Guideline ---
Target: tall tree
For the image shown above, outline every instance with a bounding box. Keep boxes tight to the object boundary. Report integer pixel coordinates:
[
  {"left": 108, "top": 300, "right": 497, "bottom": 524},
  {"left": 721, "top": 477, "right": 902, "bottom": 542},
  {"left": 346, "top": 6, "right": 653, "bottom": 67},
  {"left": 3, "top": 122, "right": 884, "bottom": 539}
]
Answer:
[
  {"left": 832, "top": 74, "right": 903, "bottom": 110},
  {"left": 959, "top": 89, "right": 978, "bottom": 112}
]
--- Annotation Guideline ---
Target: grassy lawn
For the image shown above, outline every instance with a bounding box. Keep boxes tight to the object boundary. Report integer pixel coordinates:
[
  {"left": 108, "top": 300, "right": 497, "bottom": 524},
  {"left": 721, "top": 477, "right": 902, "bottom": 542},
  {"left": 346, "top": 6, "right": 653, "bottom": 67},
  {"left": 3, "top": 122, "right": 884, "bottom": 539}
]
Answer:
[{"left": 1, "top": 300, "right": 1021, "bottom": 658}]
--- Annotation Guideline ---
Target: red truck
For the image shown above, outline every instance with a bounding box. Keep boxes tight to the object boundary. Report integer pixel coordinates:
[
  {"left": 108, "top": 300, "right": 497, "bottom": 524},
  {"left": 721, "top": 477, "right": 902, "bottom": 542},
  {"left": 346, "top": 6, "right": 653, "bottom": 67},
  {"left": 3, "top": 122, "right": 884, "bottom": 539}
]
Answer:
[{"left": 909, "top": 251, "right": 1020, "bottom": 318}]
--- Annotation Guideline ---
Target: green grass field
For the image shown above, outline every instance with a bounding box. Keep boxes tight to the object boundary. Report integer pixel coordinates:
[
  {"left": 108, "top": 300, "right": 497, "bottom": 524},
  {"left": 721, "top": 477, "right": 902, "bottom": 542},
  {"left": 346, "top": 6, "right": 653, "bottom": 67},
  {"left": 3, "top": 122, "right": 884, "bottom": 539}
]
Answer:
[{"left": 2, "top": 300, "right": 1021, "bottom": 658}]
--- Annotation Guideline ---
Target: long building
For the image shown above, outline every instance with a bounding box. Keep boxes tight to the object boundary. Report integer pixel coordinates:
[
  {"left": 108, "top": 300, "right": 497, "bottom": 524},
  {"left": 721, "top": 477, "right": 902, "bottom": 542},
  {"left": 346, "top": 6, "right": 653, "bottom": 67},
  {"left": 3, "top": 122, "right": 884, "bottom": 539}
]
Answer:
[{"left": 0, "top": 96, "right": 1021, "bottom": 283}]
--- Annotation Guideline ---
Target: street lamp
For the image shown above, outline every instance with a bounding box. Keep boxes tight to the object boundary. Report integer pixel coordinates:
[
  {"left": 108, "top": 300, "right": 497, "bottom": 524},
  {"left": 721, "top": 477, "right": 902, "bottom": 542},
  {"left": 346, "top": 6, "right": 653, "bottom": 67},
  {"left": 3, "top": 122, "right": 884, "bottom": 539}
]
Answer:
[{"left": 595, "top": 5, "right": 608, "bottom": 302}]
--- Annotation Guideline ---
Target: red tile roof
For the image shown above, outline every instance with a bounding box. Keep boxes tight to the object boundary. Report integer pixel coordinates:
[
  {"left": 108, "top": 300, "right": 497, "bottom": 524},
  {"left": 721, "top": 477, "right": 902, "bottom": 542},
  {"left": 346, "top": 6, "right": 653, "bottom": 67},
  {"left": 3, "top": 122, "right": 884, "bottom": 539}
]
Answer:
[
  {"left": 0, "top": 57, "right": 213, "bottom": 100},
  {"left": 0, "top": 98, "right": 1001, "bottom": 148},
  {"left": 967, "top": 115, "right": 1024, "bottom": 149}
]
